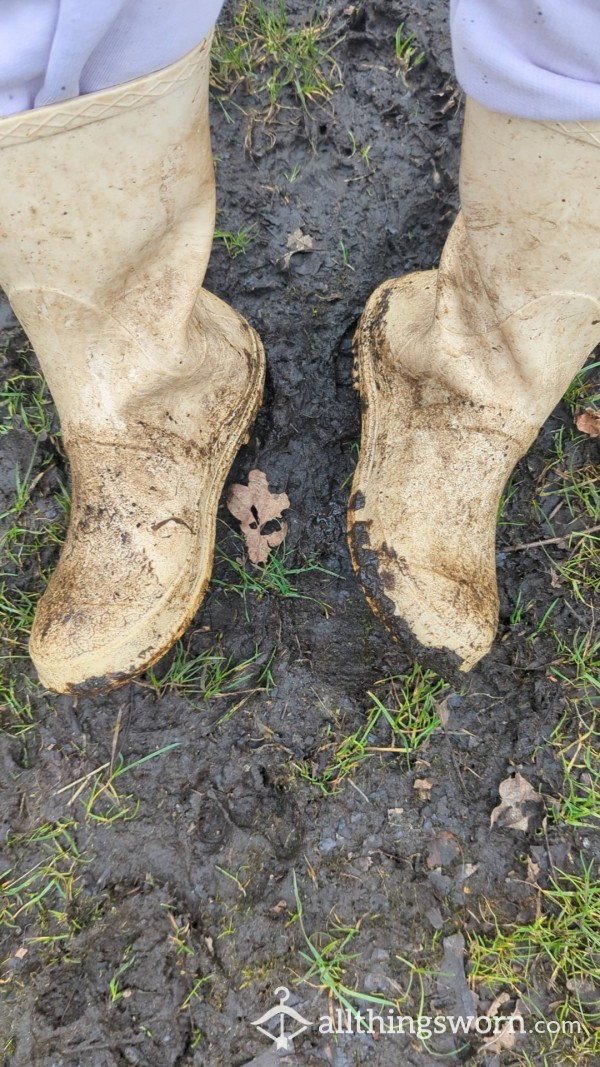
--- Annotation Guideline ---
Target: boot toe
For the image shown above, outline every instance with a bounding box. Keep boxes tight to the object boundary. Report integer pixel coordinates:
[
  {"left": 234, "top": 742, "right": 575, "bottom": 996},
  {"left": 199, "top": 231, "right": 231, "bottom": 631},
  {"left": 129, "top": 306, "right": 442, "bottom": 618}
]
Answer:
[
  {"left": 349, "top": 522, "right": 498, "bottom": 672},
  {"left": 29, "top": 534, "right": 199, "bottom": 693}
]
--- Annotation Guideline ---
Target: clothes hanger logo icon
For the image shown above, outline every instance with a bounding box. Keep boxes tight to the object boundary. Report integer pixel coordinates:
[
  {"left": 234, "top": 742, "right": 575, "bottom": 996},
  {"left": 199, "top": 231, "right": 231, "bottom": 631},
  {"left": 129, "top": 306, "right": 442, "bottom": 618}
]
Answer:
[{"left": 250, "top": 986, "right": 312, "bottom": 1051}]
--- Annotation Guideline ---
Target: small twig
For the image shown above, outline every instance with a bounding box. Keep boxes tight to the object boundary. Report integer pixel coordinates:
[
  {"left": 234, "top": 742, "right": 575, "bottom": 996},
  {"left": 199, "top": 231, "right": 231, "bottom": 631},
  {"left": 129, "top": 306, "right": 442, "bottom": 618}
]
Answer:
[
  {"left": 503, "top": 522, "right": 600, "bottom": 553},
  {"left": 347, "top": 778, "right": 370, "bottom": 804},
  {"left": 110, "top": 706, "right": 123, "bottom": 777},
  {"left": 53, "top": 762, "right": 111, "bottom": 796}
]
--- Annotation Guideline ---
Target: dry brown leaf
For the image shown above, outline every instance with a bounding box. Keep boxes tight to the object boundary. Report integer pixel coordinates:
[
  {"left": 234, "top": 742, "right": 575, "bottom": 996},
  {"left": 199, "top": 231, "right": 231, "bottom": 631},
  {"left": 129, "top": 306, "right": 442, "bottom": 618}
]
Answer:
[
  {"left": 282, "top": 227, "right": 314, "bottom": 269},
  {"left": 413, "top": 777, "right": 432, "bottom": 795},
  {"left": 226, "top": 469, "right": 290, "bottom": 564},
  {"left": 575, "top": 407, "right": 600, "bottom": 437},
  {"left": 387, "top": 807, "right": 404, "bottom": 823},
  {"left": 437, "top": 697, "right": 451, "bottom": 729},
  {"left": 490, "top": 772, "right": 543, "bottom": 832},
  {"left": 426, "top": 830, "right": 460, "bottom": 869},
  {"left": 459, "top": 862, "right": 478, "bottom": 881},
  {"left": 526, "top": 857, "right": 540, "bottom": 884},
  {"left": 480, "top": 1017, "right": 521, "bottom": 1054},
  {"left": 476, "top": 992, "right": 522, "bottom": 1053}
]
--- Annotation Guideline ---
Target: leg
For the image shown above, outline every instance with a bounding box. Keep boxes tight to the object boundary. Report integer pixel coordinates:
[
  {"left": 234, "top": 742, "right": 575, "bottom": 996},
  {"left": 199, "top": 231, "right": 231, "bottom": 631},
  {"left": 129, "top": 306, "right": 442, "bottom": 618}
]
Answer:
[
  {"left": 0, "top": 12, "right": 265, "bottom": 693},
  {"left": 349, "top": 4, "right": 600, "bottom": 673}
]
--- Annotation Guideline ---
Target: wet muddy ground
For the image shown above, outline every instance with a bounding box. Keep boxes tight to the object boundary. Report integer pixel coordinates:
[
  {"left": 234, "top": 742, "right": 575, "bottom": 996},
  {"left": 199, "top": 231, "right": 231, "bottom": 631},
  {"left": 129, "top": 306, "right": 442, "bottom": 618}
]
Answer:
[{"left": 1, "top": 2, "right": 599, "bottom": 1065}]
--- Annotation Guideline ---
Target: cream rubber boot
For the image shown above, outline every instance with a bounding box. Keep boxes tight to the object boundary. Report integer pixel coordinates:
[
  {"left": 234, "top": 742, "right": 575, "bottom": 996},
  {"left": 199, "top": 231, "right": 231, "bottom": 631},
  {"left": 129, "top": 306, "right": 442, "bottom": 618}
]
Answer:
[
  {"left": 348, "top": 98, "right": 600, "bottom": 673},
  {"left": 0, "top": 37, "right": 265, "bottom": 694}
]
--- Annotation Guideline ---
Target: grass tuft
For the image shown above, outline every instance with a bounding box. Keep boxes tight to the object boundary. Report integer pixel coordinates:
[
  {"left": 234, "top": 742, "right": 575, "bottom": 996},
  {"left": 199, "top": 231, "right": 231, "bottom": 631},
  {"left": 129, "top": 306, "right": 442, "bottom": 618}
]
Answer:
[
  {"left": 295, "top": 664, "right": 448, "bottom": 794},
  {"left": 467, "top": 859, "right": 600, "bottom": 1061},
  {"left": 213, "top": 535, "right": 338, "bottom": 620},
  {"left": 211, "top": 0, "right": 343, "bottom": 116}
]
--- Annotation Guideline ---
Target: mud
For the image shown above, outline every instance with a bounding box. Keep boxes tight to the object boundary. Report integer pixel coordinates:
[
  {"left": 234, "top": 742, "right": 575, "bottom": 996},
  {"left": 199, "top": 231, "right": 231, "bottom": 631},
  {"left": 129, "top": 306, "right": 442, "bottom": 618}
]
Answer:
[{"left": 1, "top": 2, "right": 599, "bottom": 1066}]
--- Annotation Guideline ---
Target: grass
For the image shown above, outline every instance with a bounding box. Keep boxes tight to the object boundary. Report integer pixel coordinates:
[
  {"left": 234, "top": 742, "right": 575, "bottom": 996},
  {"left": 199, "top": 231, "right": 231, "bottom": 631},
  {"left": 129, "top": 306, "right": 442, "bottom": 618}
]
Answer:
[
  {"left": 163, "top": 905, "right": 195, "bottom": 958},
  {"left": 499, "top": 371, "right": 600, "bottom": 612},
  {"left": 292, "top": 872, "right": 398, "bottom": 1025},
  {"left": 347, "top": 129, "right": 372, "bottom": 167},
  {"left": 0, "top": 345, "right": 56, "bottom": 440},
  {"left": 0, "top": 345, "right": 67, "bottom": 573},
  {"left": 0, "top": 678, "right": 37, "bottom": 740},
  {"left": 544, "top": 460, "right": 600, "bottom": 526},
  {"left": 550, "top": 710, "right": 600, "bottom": 828},
  {"left": 0, "top": 344, "right": 65, "bottom": 597},
  {"left": 180, "top": 974, "right": 213, "bottom": 1011},
  {"left": 214, "top": 862, "right": 251, "bottom": 897},
  {"left": 214, "top": 223, "right": 257, "bottom": 258},
  {"left": 548, "top": 629, "right": 600, "bottom": 704},
  {"left": 339, "top": 239, "right": 354, "bottom": 271},
  {"left": 294, "top": 664, "right": 447, "bottom": 794},
  {"left": 497, "top": 474, "right": 527, "bottom": 527},
  {"left": 0, "top": 452, "right": 67, "bottom": 571},
  {"left": 0, "top": 343, "right": 68, "bottom": 704},
  {"left": 54, "top": 741, "right": 182, "bottom": 824},
  {"left": 498, "top": 371, "right": 600, "bottom": 883},
  {"left": 394, "top": 22, "right": 425, "bottom": 85},
  {"left": 213, "top": 535, "right": 339, "bottom": 620},
  {"left": 0, "top": 819, "right": 97, "bottom": 961},
  {"left": 543, "top": 625, "right": 600, "bottom": 829},
  {"left": 108, "top": 947, "right": 135, "bottom": 1004},
  {"left": 143, "top": 637, "right": 274, "bottom": 707},
  {"left": 540, "top": 425, "right": 600, "bottom": 526},
  {"left": 467, "top": 859, "right": 600, "bottom": 1062},
  {"left": 210, "top": 0, "right": 343, "bottom": 116},
  {"left": 551, "top": 533, "right": 600, "bottom": 604},
  {"left": 563, "top": 358, "right": 600, "bottom": 414}
]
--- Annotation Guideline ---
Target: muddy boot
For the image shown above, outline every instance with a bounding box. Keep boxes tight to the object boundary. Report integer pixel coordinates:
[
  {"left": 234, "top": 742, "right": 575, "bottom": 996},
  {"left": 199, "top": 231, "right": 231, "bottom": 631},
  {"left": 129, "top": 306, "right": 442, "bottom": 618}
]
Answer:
[
  {"left": 348, "top": 99, "right": 600, "bottom": 674},
  {"left": 0, "top": 36, "right": 265, "bottom": 694}
]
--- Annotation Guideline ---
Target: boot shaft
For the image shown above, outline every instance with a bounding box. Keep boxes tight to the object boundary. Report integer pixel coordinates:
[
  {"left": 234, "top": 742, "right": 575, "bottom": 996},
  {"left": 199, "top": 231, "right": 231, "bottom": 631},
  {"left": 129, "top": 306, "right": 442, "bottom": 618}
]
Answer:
[{"left": 0, "top": 36, "right": 215, "bottom": 322}]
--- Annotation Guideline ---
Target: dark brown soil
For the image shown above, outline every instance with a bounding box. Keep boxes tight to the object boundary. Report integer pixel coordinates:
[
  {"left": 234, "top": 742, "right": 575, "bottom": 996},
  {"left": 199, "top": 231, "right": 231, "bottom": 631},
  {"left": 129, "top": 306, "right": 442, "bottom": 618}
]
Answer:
[{"left": 1, "top": 2, "right": 599, "bottom": 1065}]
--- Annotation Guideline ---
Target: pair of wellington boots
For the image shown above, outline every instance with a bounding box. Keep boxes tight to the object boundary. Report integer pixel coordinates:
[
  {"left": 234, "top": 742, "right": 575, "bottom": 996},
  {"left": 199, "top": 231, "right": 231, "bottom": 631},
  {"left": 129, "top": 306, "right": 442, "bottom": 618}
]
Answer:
[{"left": 0, "top": 36, "right": 598, "bottom": 694}]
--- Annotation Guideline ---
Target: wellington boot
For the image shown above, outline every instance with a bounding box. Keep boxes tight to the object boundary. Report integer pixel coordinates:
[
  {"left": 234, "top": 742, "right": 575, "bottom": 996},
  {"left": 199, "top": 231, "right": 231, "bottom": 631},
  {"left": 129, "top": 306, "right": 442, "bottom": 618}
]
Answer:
[
  {"left": 349, "top": 99, "right": 600, "bottom": 673},
  {"left": 0, "top": 38, "right": 265, "bottom": 694}
]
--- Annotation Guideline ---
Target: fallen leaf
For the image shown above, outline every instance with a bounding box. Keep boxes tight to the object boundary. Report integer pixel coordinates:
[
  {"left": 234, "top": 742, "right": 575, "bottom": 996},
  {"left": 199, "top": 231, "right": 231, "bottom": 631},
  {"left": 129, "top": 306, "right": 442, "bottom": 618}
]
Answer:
[
  {"left": 282, "top": 227, "right": 314, "bottom": 269},
  {"left": 413, "top": 777, "right": 432, "bottom": 793},
  {"left": 480, "top": 991, "right": 524, "bottom": 1054},
  {"left": 575, "top": 408, "right": 600, "bottom": 437},
  {"left": 387, "top": 807, "right": 404, "bottom": 823},
  {"left": 226, "top": 469, "right": 290, "bottom": 564},
  {"left": 426, "top": 830, "right": 460, "bottom": 869},
  {"left": 490, "top": 772, "right": 543, "bottom": 832},
  {"left": 14, "top": 947, "right": 28, "bottom": 960},
  {"left": 487, "top": 991, "right": 512, "bottom": 1018},
  {"left": 437, "top": 697, "right": 451, "bottom": 729},
  {"left": 480, "top": 1015, "right": 521, "bottom": 1054},
  {"left": 526, "top": 857, "right": 540, "bottom": 884},
  {"left": 550, "top": 566, "right": 562, "bottom": 589},
  {"left": 458, "top": 862, "right": 478, "bottom": 881},
  {"left": 270, "top": 899, "right": 288, "bottom": 917}
]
